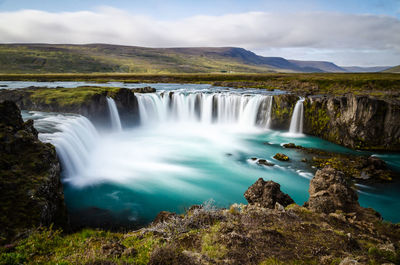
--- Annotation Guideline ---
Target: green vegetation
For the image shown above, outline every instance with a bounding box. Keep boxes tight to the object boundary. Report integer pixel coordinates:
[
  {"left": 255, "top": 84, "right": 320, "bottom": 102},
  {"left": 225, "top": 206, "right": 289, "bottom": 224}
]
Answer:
[
  {"left": 1, "top": 72, "right": 399, "bottom": 98},
  {"left": 1, "top": 204, "right": 399, "bottom": 265},
  {"left": 28, "top": 86, "right": 121, "bottom": 107},
  {"left": 383, "top": 65, "right": 400, "bottom": 73},
  {"left": 0, "top": 44, "right": 280, "bottom": 74}
]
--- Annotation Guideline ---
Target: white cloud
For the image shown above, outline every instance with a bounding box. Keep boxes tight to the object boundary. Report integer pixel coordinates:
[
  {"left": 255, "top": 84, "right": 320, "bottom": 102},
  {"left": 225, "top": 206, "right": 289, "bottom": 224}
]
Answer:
[{"left": 0, "top": 7, "right": 399, "bottom": 65}]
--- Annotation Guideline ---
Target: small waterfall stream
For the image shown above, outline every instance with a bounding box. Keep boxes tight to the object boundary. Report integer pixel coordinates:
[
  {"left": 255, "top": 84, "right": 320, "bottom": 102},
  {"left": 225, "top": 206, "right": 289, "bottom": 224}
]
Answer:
[
  {"left": 106, "top": 97, "right": 122, "bottom": 132},
  {"left": 289, "top": 98, "right": 305, "bottom": 135}
]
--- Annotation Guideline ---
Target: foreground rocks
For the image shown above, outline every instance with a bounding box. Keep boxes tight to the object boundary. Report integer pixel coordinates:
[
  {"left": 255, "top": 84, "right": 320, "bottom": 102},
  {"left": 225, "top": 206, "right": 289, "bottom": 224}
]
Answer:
[
  {"left": 2, "top": 168, "right": 399, "bottom": 264},
  {"left": 0, "top": 101, "right": 68, "bottom": 244},
  {"left": 304, "top": 167, "right": 361, "bottom": 214},
  {"left": 244, "top": 178, "right": 294, "bottom": 208}
]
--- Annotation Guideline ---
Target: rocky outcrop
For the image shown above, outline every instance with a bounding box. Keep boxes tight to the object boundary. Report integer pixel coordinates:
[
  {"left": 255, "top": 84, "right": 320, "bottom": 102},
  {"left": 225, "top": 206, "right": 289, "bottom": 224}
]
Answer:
[
  {"left": 303, "top": 94, "right": 400, "bottom": 151},
  {"left": 304, "top": 166, "right": 381, "bottom": 222},
  {"left": 0, "top": 101, "right": 68, "bottom": 244},
  {"left": 304, "top": 166, "right": 359, "bottom": 214},
  {"left": 0, "top": 86, "right": 140, "bottom": 128},
  {"left": 244, "top": 178, "right": 294, "bottom": 208},
  {"left": 269, "top": 94, "right": 298, "bottom": 130}
]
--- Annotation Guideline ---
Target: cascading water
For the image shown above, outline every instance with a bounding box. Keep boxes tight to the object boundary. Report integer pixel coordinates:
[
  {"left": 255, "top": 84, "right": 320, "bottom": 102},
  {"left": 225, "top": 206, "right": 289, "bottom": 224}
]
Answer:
[
  {"left": 39, "top": 116, "right": 99, "bottom": 178},
  {"left": 106, "top": 97, "right": 122, "bottom": 131},
  {"left": 289, "top": 98, "right": 305, "bottom": 135},
  {"left": 136, "top": 91, "right": 273, "bottom": 129},
  {"left": 20, "top": 83, "right": 400, "bottom": 226}
]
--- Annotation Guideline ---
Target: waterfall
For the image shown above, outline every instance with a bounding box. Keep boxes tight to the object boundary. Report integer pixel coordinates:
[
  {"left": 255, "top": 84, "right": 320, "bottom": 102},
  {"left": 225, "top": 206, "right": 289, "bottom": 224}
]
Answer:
[
  {"left": 289, "top": 98, "right": 305, "bottom": 134},
  {"left": 136, "top": 91, "right": 273, "bottom": 128},
  {"left": 106, "top": 97, "right": 122, "bottom": 132},
  {"left": 41, "top": 116, "right": 99, "bottom": 177}
]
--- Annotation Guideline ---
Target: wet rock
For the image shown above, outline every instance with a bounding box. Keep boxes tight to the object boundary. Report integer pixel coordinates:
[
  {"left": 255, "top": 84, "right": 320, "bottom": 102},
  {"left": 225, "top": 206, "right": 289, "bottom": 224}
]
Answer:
[
  {"left": 244, "top": 178, "right": 294, "bottom": 209},
  {"left": 304, "top": 166, "right": 359, "bottom": 214},
  {"left": 257, "top": 159, "right": 275, "bottom": 167},
  {"left": 273, "top": 153, "right": 290, "bottom": 161},
  {"left": 153, "top": 211, "right": 177, "bottom": 224},
  {"left": 283, "top": 143, "right": 297, "bottom": 148}
]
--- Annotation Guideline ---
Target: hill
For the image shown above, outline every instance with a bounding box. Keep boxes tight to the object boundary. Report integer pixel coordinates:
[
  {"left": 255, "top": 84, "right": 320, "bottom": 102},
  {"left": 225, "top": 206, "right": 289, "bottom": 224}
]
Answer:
[
  {"left": 342, "top": 66, "right": 391, "bottom": 73},
  {"left": 289, "top": 60, "right": 346, "bottom": 72},
  {"left": 0, "top": 43, "right": 355, "bottom": 74},
  {"left": 384, "top": 65, "right": 400, "bottom": 73}
]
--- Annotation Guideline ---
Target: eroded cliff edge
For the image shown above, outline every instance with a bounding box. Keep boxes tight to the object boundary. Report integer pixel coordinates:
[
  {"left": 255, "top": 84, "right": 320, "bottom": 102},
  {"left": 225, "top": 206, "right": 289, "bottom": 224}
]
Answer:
[
  {"left": 270, "top": 93, "right": 400, "bottom": 151},
  {"left": 0, "top": 101, "right": 68, "bottom": 244},
  {"left": 1, "top": 85, "right": 400, "bottom": 151},
  {"left": 0, "top": 86, "right": 141, "bottom": 128}
]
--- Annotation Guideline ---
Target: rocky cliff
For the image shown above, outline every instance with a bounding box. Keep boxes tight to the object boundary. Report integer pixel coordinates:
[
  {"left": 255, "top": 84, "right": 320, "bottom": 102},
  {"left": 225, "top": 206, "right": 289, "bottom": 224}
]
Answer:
[
  {"left": 303, "top": 94, "right": 400, "bottom": 151},
  {"left": 0, "top": 86, "right": 140, "bottom": 128},
  {"left": 270, "top": 94, "right": 400, "bottom": 151},
  {"left": 0, "top": 101, "right": 68, "bottom": 244}
]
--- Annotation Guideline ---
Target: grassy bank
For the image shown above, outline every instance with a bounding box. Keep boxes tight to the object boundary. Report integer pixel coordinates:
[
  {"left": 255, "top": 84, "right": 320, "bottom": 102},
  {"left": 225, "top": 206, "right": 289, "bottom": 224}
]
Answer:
[{"left": 1, "top": 73, "right": 399, "bottom": 98}]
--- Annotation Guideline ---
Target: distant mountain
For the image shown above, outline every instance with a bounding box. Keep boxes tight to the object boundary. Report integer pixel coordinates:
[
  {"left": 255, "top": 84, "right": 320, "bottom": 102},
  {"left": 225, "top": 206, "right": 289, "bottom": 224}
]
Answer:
[
  {"left": 383, "top": 65, "right": 400, "bottom": 73},
  {"left": 342, "top": 66, "right": 392, "bottom": 73},
  {"left": 289, "top": 60, "right": 346, "bottom": 73},
  {"left": 0, "top": 43, "right": 390, "bottom": 74}
]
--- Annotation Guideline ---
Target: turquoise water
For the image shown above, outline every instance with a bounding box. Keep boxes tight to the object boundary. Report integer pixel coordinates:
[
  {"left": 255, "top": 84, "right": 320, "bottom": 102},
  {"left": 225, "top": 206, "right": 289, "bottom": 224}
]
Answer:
[
  {"left": 59, "top": 126, "right": 400, "bottom": 225},
  {"left": 18, "top": 82, "right": 400, "bottom": 226}
]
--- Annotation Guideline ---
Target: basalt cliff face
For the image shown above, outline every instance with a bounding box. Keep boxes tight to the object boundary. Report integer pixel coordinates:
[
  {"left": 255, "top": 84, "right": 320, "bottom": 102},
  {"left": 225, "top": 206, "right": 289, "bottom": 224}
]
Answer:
[
  {"left": 0, "top": 101, "right": 68, "bottom": 244},
  {"left": 270, "top": 94, "right": 400, "bottom": 151},
  {"left": 303, "top": 95, "right": 400, "bottom": 151}
]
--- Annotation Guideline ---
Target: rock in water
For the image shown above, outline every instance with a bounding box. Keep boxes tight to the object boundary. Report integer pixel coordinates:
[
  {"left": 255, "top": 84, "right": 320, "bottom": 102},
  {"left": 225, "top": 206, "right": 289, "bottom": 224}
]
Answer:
[
  {"left": 304, "top": 166, "right": 359, "bottom": 214},
  {"left": 273, "top": 153, "right": 290, "bottom": 161},
  {"left": 0, "top": 101, "right": 68, "bottom": 244},
  {"left": 244, "top": 178, "right": 294, "bottom": 208}
]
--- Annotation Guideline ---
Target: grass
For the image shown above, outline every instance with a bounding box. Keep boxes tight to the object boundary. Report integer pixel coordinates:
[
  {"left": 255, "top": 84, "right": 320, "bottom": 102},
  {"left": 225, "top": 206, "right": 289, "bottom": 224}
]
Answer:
[
  {"left": 28, "top": 86, "right": 121, "bottom": 106},
  {"left": 0, "top": 73, "right": 399, "bottom": 98},
  {"left": 0, "top": 44, "right": 279, "bottom": 74},
  {"left": 1, "top": 202, "right": 399, "bottom": 265}
]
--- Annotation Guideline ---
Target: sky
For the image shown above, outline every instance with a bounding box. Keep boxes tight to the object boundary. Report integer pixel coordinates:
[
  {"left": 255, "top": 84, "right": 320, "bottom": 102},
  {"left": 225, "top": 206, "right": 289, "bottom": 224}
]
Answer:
[{"left": 0, "top": 0, "right": 399, "bottom": 66}]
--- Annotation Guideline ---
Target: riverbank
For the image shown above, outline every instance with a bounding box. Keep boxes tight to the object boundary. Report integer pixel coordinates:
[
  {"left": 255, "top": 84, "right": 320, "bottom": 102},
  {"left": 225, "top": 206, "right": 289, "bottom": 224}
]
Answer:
[{"left": 1, "top": 73, "right": 400, "bottom": 99}]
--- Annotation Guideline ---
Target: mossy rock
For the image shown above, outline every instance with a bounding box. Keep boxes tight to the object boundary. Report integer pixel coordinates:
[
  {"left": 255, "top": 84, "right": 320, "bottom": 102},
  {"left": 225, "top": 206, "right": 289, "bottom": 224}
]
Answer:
[{"left": 273, "top": 153, "right": 290, "bottom": 161}]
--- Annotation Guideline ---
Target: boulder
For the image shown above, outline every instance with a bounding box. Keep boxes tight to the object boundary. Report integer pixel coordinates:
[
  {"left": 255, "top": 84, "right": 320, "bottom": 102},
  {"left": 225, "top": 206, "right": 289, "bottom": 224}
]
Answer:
[
  {"left": 283, "top": 143, "right": 297, "bottom": 148},
  {"left": 304, "top": 166, "right": 359, "bottom": 214},
  {"left": 257, "top": 159, "right": 275, "bottom": 167},
  {"left": 244, "top": 178, "right": 294, "bottom": 209},
  {"left": 273, "top": 153, "right": 290, "bottom": 161}
]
